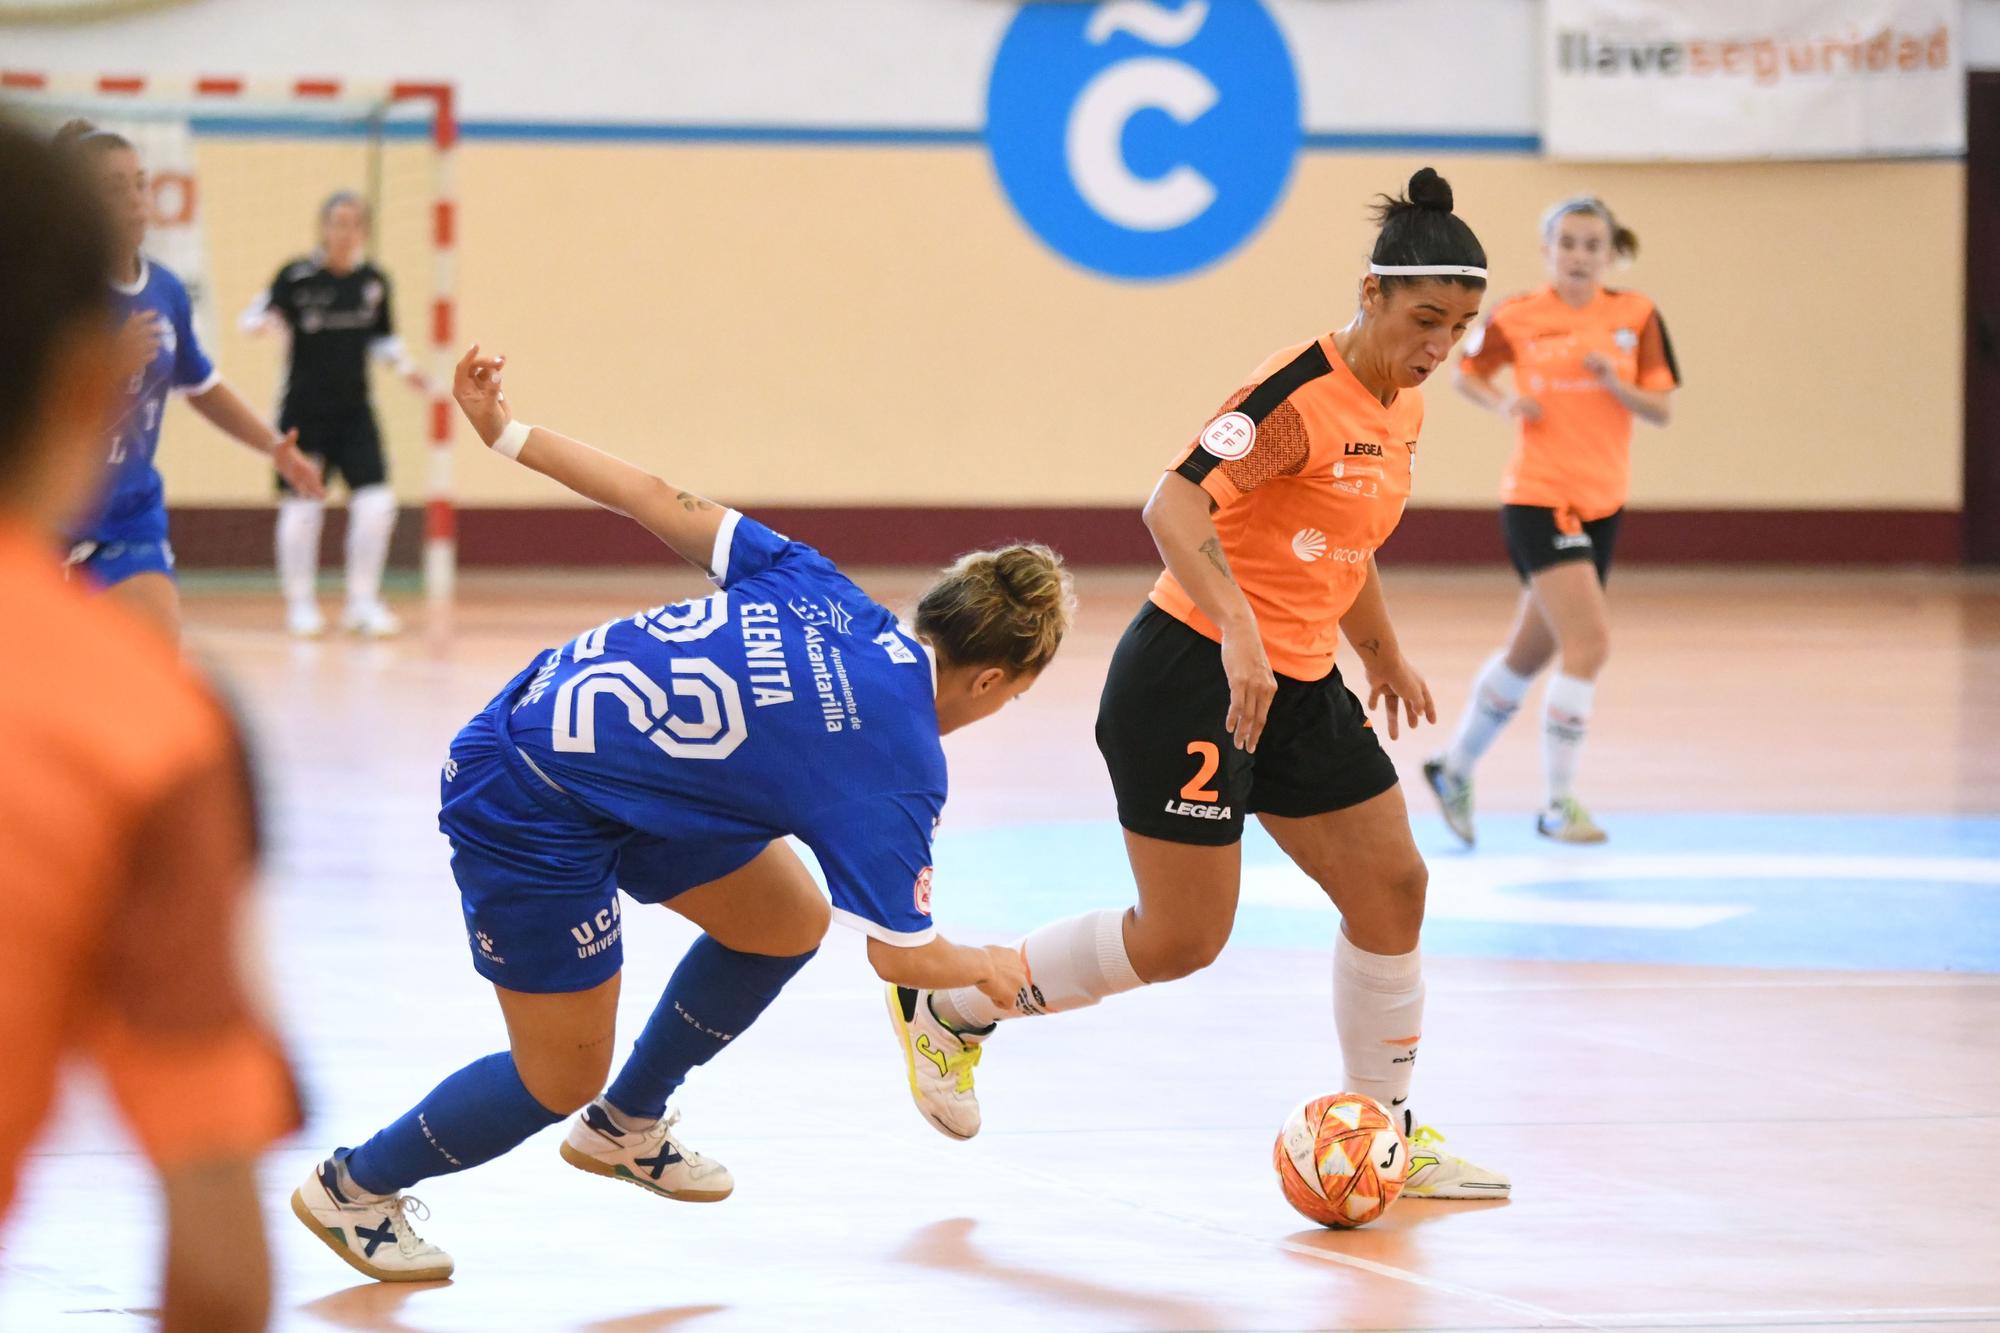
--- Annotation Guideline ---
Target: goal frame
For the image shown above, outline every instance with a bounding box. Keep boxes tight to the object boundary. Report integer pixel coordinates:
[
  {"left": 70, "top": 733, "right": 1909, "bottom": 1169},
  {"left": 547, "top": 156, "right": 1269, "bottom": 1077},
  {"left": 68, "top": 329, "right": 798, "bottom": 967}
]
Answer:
[{"left": 0, "top": 69, "right": 461, "bottom": 602}]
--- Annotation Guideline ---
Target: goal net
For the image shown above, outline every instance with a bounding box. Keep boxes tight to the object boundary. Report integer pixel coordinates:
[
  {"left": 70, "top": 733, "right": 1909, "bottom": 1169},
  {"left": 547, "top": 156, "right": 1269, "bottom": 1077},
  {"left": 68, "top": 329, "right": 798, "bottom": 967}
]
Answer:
[{"left": 0, "top": 73, "right": 458, "bottom": 599}]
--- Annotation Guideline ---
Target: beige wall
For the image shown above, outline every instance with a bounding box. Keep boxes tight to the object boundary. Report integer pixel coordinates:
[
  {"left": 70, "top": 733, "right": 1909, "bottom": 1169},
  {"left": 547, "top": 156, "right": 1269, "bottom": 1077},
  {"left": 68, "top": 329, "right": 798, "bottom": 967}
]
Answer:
[{"left": 161, "top": 141, "right": 1963, "bottom": 512}]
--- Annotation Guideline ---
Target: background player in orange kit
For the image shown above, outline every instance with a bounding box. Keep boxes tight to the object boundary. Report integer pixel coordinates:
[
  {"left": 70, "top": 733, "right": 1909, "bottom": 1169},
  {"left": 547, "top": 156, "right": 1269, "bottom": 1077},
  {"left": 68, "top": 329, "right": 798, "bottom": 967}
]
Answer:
[
  {"left": 883, "top": 169, "right": 1509, "bottom": 1200},
  {"left": 0, "top": 119, "right": 299, "bottom": 1333},
  {"left": 1424, "top": 195, "right": 1680, "bottom": 845}
]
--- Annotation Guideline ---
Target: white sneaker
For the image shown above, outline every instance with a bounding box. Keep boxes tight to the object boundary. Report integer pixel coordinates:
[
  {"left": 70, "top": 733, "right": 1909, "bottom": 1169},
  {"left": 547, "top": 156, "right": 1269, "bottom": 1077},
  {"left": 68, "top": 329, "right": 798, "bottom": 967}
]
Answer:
[
  {"left": 286, "top": 603, "right": 326, "bottom": 638},
  {"left": 558, "top": 1101, "right": 733, "bottom": 1202},
  {"left": 1537, "top": 796, "right": 1608, "bottom": 844},
  {"left": 291, "top": 1153, "right": 454, "bottom": 1282},
  {"left": 1422, "top": 757, "right": 1476, "bottom": 847},
  {"left": 342, "top": 602, "right": 403, "bottom": 638},
  {"left": 885, "top": 984, "right": 987, "bottom": 1140},
  {"left": 1401, "top": 1126, "right": 1512, "bottom": 1200}
]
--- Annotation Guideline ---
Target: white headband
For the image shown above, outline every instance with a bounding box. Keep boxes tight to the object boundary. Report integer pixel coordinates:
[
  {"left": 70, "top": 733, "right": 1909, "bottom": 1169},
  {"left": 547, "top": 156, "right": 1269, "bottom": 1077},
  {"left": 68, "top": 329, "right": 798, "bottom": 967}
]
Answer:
[{"left": 1369, "top": 263, "right": 1488, "bottom": 279}]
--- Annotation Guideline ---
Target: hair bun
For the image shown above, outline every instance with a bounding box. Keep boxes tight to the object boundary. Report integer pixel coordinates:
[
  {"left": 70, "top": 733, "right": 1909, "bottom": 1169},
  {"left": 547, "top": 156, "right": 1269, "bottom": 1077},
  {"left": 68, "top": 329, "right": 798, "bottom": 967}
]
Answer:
[
  {"left": 51, "top": 118, "right": 99, "bottom": 150},
  {"left": 1406, "top": 167, "right": 1454, "bottom": 213}
]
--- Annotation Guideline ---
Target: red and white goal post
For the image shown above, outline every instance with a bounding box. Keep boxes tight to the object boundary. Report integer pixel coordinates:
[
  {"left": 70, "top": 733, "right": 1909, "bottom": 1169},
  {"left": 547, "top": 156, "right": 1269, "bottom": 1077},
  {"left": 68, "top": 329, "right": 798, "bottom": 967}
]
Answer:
[{"left": 0, "top": 72, "right": 461, "bottom": 603}]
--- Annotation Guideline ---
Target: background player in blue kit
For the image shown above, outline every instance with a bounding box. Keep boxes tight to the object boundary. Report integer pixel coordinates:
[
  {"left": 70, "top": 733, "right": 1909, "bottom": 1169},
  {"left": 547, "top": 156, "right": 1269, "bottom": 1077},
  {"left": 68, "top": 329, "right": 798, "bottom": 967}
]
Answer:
[
  {"left": 293, "top": 342, "right": 1072, "bottom": 1282},
  {"left": 56, "top": 120, "right": 325, "bottom": 637}
]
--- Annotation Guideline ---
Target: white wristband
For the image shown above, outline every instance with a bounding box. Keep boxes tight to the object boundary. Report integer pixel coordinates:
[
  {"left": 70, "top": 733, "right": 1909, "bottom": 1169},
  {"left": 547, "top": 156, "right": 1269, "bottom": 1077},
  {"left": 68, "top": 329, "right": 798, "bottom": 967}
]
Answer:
[{"left": 492, "top": 419, "right": 533, "bottom": 460}]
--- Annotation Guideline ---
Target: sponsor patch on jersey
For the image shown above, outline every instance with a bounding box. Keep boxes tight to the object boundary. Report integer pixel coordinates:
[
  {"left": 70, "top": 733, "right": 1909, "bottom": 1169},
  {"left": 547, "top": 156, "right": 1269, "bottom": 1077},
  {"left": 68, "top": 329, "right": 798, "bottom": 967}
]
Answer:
[
  {"left": 913, "top": 866, "right": 934, "bottom": 916},
  {"left": 1292, "top": 527, "right": 1327, "bottom": 562},
  {"left": 788, "top": 594, "right": 852, "bottom": 633},
  {"left": 1199, "top": 412, "right": 1256, "bottom": 461},
  {"left": 1614, "top": 326, "right": 1639, "bottom": 352}
]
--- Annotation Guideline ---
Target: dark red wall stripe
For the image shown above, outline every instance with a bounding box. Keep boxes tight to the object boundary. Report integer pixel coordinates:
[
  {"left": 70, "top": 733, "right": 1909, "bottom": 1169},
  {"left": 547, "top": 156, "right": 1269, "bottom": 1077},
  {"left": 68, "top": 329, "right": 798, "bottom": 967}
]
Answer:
[{"left": 161, "top": 505, "right": 1962, "bottom": 570}]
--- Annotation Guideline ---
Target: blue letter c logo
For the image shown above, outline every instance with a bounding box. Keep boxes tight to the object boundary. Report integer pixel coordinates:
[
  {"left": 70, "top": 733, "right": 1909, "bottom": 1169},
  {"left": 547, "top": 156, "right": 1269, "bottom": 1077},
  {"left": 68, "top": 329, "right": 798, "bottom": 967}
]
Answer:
[{"left": 988, "top": 0, "right": 1300, "bottom": 282}]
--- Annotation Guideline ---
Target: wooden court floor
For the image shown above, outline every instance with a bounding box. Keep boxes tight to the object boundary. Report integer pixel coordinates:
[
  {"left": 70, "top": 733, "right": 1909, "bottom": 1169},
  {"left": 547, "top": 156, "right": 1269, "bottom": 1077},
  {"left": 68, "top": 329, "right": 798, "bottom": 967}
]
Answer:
[{"left": 3, "top": 565, "right": 1997, "bottom": 1332}]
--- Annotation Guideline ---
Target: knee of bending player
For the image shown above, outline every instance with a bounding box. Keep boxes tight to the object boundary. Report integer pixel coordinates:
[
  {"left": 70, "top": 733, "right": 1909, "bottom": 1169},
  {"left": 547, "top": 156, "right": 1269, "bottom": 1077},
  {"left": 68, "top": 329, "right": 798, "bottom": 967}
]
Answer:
[
  {"left": 1337, "top": 859, "right": 1428, "bottom": 954},
  {"left": 1131, "top": 914, "right": 1230, "bottom": 983},
  {"left": 514, "top": 1047, "right": 612, "bottom": 1116},
  {"left": 760, "top": 893, "right": 830, "bottom": 957}
]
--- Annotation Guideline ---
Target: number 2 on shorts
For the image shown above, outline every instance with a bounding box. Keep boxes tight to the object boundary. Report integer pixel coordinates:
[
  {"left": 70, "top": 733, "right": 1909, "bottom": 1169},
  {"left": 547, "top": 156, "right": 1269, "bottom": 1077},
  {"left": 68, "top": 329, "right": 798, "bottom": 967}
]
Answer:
[{"left": 1181, "top": 740, "right": 1221, "bottom": 802}]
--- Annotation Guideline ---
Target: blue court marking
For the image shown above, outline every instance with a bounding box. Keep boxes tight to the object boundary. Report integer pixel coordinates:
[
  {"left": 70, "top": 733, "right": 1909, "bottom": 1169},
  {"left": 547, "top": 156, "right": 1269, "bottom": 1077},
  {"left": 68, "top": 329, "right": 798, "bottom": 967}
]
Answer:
[{"left": 928, "top": 814, "right": 2000, "bottom": 974}]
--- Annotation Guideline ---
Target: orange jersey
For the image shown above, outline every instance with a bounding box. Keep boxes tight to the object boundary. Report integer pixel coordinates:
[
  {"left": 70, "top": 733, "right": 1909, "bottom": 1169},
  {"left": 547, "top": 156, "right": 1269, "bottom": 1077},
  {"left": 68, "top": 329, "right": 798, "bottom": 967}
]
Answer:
[
  {"left": 1151, "top": 335, "right": 1423, "bottom": 682},
  {"left": 0, "top": 523, "right": 297, "bottom": 1217},
  {"left": 1458, "top": 285, "right": 1680, "bottom": 524}
]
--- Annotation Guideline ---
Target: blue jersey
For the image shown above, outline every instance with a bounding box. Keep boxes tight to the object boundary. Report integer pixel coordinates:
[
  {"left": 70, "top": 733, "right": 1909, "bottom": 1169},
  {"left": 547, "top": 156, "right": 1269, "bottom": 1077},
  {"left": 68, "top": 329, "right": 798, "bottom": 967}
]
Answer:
[
  {"left": 82, "top": 258, "right": 217, "bottom": 545},
  {"left": 496, "top": 512, "right": 946, "bottom": 944}
]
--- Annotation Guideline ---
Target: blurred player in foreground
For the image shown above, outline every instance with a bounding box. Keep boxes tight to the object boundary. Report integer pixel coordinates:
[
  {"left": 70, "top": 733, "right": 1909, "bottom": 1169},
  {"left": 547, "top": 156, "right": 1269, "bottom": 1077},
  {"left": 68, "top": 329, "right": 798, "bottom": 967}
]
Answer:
[
  {"left": 292, "top": 343, "right": 1071, "bottom": 1282},
  {"left": 1426, "top": 196, "right": 1680, "bottom": 845},
  {"left": 0, "top": 117, "right": 299, "bottom": 1333}
]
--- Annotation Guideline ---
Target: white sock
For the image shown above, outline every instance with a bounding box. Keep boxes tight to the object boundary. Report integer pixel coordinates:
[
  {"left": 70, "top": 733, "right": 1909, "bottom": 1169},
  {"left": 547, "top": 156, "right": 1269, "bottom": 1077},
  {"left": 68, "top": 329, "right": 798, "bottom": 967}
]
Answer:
[
  {"left": 345, "top": 484, "right": 397, "bottom": 614},
  {"left": 1443, "top": 652, "right": 1535, "bottom": 775},
  {"left": 1333, "top": 930, "right": 1424, "bottom": 1135},
  {"left": 276, "top": 497, "right": 325, "bottom": 611},
  {"left": 934, "top": 909, "right": 1142, "bottom": 1030},
  {"left": 1542, "top": 673, "right": 1596, "bottom": 806}
]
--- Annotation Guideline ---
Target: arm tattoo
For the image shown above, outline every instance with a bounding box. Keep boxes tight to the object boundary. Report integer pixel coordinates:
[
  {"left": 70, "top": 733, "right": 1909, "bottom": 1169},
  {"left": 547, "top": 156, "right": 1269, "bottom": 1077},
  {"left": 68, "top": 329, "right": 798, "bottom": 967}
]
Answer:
[
  {"left": 675, "top": 490, "right": 718, "bottom": 513},
  {"left": 1198, "top": 537, "right": 1235, "bottom": 583},
  {"left": 1357, "top": 637, "right": 1382, "bottom": 657}
]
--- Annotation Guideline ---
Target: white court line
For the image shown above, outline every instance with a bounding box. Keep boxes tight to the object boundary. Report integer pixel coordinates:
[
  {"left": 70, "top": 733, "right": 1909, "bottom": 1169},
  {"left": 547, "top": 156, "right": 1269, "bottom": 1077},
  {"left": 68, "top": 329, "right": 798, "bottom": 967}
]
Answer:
[
  {"left": 1242, "top": 854, "right": 2000, "bottom": 932},
  {"left": 1576, "top": 1307, "right": 2000, "bottom": 1328}
]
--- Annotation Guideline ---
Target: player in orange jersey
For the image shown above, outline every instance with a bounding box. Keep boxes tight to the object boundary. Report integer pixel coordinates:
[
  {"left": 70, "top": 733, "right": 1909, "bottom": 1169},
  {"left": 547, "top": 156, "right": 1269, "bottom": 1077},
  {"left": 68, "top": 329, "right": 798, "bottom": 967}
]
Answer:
[
  {"left": 0, "top": 119, "right": 299, "bottom": 1332},
  {"left": 1424, "top": 195, "right": 1680, "bottom": 845},
  {"left": 883, "top": 169, "right": 1508, "bottom": 1200}
]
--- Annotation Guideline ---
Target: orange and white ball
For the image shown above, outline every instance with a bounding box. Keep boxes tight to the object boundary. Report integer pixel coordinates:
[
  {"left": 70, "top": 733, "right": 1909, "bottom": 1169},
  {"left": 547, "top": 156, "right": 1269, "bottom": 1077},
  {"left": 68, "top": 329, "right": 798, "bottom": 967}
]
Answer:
[{"left": 1272, "top": 1092, "right": 1410, "bottom": 1228}]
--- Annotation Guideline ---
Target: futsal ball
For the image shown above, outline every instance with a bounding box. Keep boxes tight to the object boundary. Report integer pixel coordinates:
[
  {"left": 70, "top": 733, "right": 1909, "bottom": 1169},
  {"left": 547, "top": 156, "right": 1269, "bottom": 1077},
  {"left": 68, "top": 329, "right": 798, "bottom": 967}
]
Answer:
[{"left": 1273, "top": 1092, "right": 1410, "bottom": 1229}]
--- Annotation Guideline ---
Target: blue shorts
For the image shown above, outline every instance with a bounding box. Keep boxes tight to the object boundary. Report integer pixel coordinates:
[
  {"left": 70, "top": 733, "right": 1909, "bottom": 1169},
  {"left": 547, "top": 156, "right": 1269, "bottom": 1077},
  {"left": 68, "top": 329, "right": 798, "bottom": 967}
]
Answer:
[
  {"left": 69, "top": 538, "right": 176, "bottom": 588},
  {"left": 439, "top": 705, "right": 766, "bottom": 993}
]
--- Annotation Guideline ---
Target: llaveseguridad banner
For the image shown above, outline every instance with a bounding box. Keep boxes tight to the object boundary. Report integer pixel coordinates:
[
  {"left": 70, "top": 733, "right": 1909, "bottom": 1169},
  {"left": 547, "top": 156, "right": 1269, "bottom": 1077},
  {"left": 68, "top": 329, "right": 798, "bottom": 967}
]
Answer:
[{"left": 1544, "top": 0, "right": 1964, "bottom": 160}]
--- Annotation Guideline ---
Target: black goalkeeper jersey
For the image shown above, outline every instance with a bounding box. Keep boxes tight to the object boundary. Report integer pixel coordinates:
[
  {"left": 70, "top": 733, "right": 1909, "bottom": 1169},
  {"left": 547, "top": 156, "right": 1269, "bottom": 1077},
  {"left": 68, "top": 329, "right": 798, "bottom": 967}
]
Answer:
[{"left": 265, "top": 256, "right": 396, "bottom": 420}]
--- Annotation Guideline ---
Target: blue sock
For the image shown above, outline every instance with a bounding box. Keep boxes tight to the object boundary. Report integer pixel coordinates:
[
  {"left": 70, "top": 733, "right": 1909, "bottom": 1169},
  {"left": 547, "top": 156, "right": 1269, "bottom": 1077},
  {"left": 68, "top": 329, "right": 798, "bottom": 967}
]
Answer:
[
  {"left": 345, "top": 1051, "right": 564, "bottom": 1195},
  {"left": 604, "top": 937, "right": 814, "bottom": 1121}
]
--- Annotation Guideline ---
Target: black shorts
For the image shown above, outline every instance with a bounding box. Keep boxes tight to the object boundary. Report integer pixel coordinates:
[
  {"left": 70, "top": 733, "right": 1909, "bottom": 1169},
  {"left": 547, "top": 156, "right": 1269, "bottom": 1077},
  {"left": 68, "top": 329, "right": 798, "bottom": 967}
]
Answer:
[
  {"left": 278, "top": 409, "right": 387, "bottom": 494},
  {"left": 1095, "top": 604, "right": 1400, "bottom": 847},
  {"left": 1501, "top": 505, "right": 1621, "bottom": 584}
]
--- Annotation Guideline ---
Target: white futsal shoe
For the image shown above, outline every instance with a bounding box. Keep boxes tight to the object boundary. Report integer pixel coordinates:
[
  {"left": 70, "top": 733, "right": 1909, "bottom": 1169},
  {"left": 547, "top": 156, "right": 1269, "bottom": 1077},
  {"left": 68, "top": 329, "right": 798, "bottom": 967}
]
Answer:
[
  {"left": 1537, "top": 796, "right": 1608, "bottom": 845},
  {"left": 1400, "top": 1125, "right": 1512, "bottom": 1200},
  {"left": 291, "top": 1153, "right": 454, "bottom": 1282},
  {"left": 342, "top": 601, "right": 403, "bottom": 638},
  {"left": 1422, "top": 757, "right": 1476, "bottom": 847},
  {"left": 885, "top": 984, "right": 987, "bottom": 1140},
  {"left": 559, "top": 1100, "right": 734, "bottom": 1201},
  {"left": 286, "top": 602, "right": 326, "bottom": 638}
]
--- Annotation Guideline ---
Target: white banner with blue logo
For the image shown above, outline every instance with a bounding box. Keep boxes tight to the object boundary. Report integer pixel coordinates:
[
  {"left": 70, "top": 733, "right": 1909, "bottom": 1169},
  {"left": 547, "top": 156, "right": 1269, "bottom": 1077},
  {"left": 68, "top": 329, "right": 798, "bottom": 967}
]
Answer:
[{"left": 1544, "top": 0, "right": 1966, "bottom": 160}]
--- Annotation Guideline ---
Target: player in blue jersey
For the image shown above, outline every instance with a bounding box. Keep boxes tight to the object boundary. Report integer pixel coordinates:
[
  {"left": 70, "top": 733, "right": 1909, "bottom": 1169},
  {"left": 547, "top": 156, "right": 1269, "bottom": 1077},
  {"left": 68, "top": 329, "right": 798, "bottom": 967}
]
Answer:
[
  {"left": 55, "top": 121, "right": 325, "bottom": 636},
  {"left": 292, "top": 344, "right": 1072, "bottom": 1282}
]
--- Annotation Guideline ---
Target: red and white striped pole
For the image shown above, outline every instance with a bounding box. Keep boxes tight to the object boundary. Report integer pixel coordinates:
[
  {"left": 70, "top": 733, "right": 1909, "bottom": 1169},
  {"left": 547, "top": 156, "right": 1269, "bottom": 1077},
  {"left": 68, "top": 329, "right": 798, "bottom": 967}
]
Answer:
[{"left": 394, "top": 82, "right": 458, "bottom": 606}]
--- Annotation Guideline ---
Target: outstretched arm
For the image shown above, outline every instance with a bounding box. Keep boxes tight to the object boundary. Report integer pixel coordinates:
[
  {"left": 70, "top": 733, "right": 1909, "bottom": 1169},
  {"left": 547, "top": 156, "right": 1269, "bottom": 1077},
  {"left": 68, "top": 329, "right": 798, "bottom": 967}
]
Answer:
[
  {"left": 184, "top": 383, "right": 325, "bottom": 498},
  {"left": 452, "top": 343, "right": 729, "bottom": 572}
]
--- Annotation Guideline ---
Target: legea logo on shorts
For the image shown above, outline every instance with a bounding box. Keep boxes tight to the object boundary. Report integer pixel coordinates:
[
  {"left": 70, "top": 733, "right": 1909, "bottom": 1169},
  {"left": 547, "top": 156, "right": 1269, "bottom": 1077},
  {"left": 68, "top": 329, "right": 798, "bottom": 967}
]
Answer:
[{"left": 986, "top": 0, "right": 1301, "bottom": 281}]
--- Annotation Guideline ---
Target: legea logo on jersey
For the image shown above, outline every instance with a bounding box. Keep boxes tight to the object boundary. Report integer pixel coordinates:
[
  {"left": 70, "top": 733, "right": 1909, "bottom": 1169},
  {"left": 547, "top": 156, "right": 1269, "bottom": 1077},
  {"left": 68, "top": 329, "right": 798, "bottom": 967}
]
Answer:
[{"left": 986, "top": 0, "right": 1301, "bottom": 281}]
